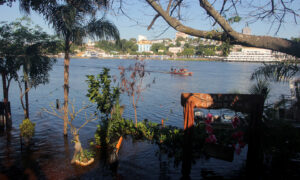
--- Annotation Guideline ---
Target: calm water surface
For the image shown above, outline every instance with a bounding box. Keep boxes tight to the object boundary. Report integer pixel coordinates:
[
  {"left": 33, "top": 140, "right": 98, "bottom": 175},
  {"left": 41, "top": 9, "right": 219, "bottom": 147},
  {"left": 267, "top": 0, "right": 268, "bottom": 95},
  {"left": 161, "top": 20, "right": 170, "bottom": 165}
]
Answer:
[{"left": 0, "top": 59, "right": 290, "bottom": 179}]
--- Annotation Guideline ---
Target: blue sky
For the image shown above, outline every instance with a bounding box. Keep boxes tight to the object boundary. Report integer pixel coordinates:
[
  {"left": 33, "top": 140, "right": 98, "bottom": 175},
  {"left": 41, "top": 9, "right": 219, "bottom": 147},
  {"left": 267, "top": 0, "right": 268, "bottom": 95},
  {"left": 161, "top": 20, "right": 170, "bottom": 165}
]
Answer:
[{"left": 0, "top": 0, "right": 299, "bottom": 40}]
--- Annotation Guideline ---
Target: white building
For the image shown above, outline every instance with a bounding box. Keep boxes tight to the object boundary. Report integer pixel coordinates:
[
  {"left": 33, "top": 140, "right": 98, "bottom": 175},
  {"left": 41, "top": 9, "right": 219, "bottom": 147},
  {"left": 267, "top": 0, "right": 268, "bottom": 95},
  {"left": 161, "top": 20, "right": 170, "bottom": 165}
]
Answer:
[
  {"left": 224, "top": 25, "right": 297, "bottom": 62},
  {"left": 225, "top": 47, "right": 278, "bottom": 62},
  {"left": 137, "top": 35, "right": 152, "bottom": 52},
  {"left": 137, "top": 40, "right": 152, "bottom": 52}
]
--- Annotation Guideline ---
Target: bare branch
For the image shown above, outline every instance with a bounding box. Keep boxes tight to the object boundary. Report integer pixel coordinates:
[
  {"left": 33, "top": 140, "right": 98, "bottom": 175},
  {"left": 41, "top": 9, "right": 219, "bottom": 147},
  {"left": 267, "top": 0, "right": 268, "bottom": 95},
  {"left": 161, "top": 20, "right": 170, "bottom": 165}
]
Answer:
[
  {"left": 170, "top": 0, "right": 183, "bottom": 17},
  {"left": 155, "top": 26, "right": 170, "bottom": 38},
  {"left": 167, "top": 0, "right": 173, "bottom": 12},
  {"left": 147, "top": 14, "right": 160, "bottom": 30},
  {"left": 42, "top": 103, "right": 64, "bottom": 120},
  {"left": 219, "top": 0, "right": 227, "bottom": 15},
  {"left": 43, "top": 102, "right": 97, "bottom": 133}
]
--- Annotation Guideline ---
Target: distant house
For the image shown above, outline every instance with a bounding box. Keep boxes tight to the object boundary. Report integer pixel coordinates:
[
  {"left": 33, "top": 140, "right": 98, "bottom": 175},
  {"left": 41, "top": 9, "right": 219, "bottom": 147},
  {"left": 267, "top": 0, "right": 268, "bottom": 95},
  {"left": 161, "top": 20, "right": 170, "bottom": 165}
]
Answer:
[
  {"left": 151, "top": 39, "right": 164, "bottom": 44},
  {"left": 175, "top": 32, "right": 188, "bottom": 39},
  {"left": 137, "top": 39, "right": 152, "bottom": 53},
  {"left": 168, "top": 47, "right": 183, "bottom": 54}
]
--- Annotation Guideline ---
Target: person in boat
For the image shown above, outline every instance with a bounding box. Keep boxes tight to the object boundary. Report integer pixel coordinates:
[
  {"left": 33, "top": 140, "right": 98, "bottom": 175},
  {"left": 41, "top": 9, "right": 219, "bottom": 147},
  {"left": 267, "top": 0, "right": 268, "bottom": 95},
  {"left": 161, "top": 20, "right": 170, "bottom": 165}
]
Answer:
[{"left": 171, "top": 67, "right": 173, "bottom": 72}]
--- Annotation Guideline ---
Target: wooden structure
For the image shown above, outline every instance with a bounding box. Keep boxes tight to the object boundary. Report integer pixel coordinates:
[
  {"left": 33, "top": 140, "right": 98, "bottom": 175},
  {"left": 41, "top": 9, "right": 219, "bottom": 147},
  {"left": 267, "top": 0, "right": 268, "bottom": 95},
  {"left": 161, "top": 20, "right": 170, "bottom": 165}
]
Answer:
[
  {"left": 181, "top": 93, "right": 264, "bottom": 130},
  {"left": 180, "top": 93, "right": 265, "bottom": 178}
]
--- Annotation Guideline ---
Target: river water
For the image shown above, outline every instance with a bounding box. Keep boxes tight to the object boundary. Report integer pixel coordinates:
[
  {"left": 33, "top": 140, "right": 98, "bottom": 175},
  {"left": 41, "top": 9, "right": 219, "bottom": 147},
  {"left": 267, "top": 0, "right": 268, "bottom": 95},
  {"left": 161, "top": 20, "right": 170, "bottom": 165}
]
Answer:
[{"left": 0, "top": 59, "right": 290, "bottom": 179}]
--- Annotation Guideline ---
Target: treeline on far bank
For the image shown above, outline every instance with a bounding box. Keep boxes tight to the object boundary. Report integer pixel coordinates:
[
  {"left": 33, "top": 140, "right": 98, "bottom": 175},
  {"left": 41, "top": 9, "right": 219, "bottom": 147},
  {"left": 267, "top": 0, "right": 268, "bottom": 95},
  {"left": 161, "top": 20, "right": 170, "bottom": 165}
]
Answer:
[{"left": 62, "top": 37, "right": 232, "bottom": 57}]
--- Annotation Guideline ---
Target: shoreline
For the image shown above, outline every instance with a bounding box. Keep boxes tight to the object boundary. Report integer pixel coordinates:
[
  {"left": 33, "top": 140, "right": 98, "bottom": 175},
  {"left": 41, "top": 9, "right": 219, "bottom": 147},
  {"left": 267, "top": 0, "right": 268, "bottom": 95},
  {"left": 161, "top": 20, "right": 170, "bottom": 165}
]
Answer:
[{"left": 51, "top": 55, "right": 283, "bottom": 63}]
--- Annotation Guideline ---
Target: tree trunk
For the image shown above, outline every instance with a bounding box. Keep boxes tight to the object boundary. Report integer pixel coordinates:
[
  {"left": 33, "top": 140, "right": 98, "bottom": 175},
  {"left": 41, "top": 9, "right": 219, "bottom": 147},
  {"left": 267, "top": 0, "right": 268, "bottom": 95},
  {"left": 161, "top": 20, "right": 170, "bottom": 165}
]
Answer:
[
  {"left": 133, "top": 95, "right": 137, "bottom": 127},
  {"left": 24, "top": 81, "right": 29, "bottom": 119},
  {"left": 1, "top": 72, "right": 11, "bottom": 128},
  {"left": 63, "top": 36, "right": 70, "bottom": 136},
  {"left": 2, "top": 72, "right": 8, "bottom": 103},
  {"left": 71, "top": 133, "right": 83, "bottom": 163}
]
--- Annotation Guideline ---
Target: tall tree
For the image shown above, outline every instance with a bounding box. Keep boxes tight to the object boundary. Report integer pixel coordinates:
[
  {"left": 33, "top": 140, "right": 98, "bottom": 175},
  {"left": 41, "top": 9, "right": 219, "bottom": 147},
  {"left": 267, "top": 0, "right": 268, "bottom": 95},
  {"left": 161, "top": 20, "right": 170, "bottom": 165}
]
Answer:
[
  {"left": 0, "top": 0, "right": 119, "bottom": 136},
  {"left": 0, "top": 22, "right": 20, "bottom": 125},
  {"left": 143, "top": 0, "right": 300, "bottom": 58},
  {"left": 1, "top": 18, "right": 57, "bottom": 119},
  {"left": 43, "top": 3, "right": 119, "bottom": 136}
]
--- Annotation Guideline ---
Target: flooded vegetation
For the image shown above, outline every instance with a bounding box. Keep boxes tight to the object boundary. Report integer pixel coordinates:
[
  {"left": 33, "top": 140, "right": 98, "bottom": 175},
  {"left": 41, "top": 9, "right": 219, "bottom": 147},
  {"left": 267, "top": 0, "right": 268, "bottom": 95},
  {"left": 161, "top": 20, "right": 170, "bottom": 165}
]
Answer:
[{"left": 1, "top": 59, "right": 300, "bottom": 179}]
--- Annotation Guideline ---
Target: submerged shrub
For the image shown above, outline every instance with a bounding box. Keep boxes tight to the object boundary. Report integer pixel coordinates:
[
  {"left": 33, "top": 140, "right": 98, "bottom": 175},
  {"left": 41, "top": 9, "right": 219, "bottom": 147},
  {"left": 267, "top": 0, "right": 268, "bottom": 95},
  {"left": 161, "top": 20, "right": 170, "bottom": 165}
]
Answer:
[
  {"left": 19, "top": 118, "right": 35, "bottom": 139},
  {"left": 76, "top": 149, "right": 95, "bottom": 162}
]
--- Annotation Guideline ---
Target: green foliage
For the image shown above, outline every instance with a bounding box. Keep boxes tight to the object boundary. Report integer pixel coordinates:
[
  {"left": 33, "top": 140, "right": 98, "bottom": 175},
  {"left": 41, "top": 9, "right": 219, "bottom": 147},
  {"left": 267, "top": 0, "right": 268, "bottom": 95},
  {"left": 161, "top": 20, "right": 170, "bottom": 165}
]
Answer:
[
  {"left": 195, "top": 44, "right": 216, "bottom": 56},
  {"left": 151, "top": 43, "right": 166, "bottom": 54},
  {"left": 92, "top": 115, "right": 250, "bottom": 167},
  {"left": 75, "top": 149, "right": 95, "bottom": 162},
  {"left": 251, "top": 61, "right": 299, "bottom": 82},
  {"left": 249, "top": 79, "right": 270, "bottom": 100},
  {"left": 0, "top": 18, "right": 58, "bottom": 87},
  {"left": 19, "top": 118, "right": 35, "bottom": 139},
  {"left": 227, "top": 16, "right": 242, "bottom": 24},
  {"left": 218, "top": 40, "right": 232, "bottom": 56},
  {"left": 181, "top": 48, "right": 194, "bottom": 57},
  {"left": 86, "top": 68, "right": 120, "bottom": 117},
  {"left": 291, "top": 37, "right": 300, "bottom": 43},
  {"left": 44, "top": 2, "right": 120, "bottom": 56},
  {"left": 95, "top": 38, "right": 137, "bottom": 54},
  {"left": 176, "top": 36, "right": 185, "bottom": 41}
]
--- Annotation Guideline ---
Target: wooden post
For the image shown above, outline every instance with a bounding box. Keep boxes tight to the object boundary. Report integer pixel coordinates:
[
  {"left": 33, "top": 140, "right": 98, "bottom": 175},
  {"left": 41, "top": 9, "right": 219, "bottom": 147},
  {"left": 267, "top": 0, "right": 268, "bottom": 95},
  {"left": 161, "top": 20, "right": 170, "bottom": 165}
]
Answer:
[
  {"left": 246, "top": 98, "right": 264, "bottom": 178},
  {"left": 56, "top": 99, "right": 60, "bottom": 109},
  {"left": 181, "top": 127, "right": 193, "bottom": 179}
]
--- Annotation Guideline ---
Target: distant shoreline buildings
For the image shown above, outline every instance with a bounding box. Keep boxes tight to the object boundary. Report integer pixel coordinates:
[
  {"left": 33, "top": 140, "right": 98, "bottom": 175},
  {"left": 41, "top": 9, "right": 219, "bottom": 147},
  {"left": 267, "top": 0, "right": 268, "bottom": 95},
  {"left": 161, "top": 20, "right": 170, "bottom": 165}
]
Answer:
[
  {"left": 137, "top": 35, "right": 152, "bottom": 53},
  {"left": 224, "top": 25, "right": 296, "bottom": 62},
  {"left": 70, "top": 28, "right": 297, "bottom": 62}
]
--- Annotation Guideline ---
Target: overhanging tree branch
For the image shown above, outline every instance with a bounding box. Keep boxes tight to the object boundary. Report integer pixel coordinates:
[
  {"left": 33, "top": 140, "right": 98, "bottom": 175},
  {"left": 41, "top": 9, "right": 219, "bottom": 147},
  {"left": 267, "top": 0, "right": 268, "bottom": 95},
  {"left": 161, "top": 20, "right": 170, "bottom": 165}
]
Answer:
[{"left": 145, "top": 0, "right": 300, "bottom": 58}]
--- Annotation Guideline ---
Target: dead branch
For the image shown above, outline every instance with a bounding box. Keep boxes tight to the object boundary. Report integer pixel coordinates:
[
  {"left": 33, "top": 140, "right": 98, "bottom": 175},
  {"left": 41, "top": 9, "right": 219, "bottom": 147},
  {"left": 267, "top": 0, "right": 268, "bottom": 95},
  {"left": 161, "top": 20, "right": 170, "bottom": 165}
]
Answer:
[{"left": 43, "top": 101, "right": 97, "bottom": 133}]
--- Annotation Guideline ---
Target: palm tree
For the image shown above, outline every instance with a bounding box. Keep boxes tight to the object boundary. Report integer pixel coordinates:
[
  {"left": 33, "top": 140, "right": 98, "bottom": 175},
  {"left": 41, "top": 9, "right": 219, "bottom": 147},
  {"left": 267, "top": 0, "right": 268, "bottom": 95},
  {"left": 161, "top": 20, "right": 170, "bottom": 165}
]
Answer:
[
  {"left": 44, "top": 4, "right": 119, "bottom": 136},
  {"left": 251, "top": 61, "right": 299, "bottom": 82}
]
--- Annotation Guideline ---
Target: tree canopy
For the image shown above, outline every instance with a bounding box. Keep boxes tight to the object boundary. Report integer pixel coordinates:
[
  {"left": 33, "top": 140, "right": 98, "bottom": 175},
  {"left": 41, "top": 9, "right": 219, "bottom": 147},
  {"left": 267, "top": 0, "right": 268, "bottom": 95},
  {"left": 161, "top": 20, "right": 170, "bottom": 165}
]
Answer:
[{"left": 0, "top": 18, "right": 58, "bottom": 88}]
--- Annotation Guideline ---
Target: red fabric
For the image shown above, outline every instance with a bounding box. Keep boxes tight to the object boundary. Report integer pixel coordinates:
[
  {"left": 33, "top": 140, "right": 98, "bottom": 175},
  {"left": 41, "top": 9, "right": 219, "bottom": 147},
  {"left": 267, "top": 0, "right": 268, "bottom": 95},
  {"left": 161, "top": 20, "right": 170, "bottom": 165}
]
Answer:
[
  {"left": 182, "top": 93, "right": 213, "bottom": 130},
  {"left": 184, "top": 100, "right": 195, "bottom": 130}
]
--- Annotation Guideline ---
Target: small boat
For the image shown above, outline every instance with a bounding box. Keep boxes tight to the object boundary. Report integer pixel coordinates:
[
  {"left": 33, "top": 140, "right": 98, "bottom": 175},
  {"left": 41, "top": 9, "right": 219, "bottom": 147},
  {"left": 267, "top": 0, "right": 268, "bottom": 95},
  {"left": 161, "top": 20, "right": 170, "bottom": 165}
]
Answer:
[{"left": 170, "top": 68, "right": 193, "bottom": 76}]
